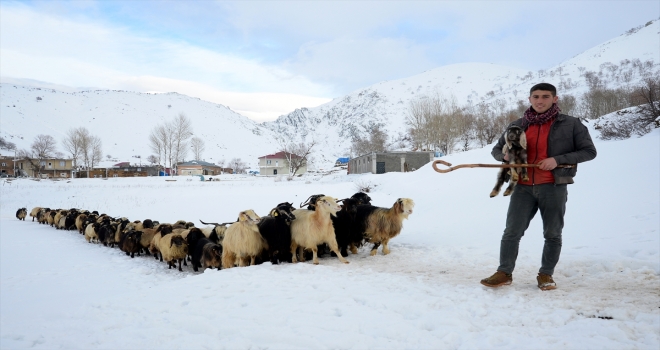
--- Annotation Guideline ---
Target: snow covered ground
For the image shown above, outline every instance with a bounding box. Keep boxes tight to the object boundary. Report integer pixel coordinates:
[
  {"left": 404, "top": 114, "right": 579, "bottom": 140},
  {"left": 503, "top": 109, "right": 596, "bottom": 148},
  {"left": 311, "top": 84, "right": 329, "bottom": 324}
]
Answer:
[{"left": 1, "top": 126, "right": 658, "bottom": 349}]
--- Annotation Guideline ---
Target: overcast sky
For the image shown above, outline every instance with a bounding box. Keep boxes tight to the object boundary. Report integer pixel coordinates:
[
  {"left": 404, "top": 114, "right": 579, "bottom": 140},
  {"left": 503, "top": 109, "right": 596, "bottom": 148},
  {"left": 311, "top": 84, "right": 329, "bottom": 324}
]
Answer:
[{"left": 1, "top": 0, "right": 658, "bottom": 122}]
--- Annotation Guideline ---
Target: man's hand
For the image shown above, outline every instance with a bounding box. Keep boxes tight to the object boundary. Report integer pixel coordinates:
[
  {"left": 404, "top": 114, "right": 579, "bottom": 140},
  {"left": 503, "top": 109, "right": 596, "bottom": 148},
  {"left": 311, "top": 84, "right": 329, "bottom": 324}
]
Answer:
[{"left": 537, "top": 157, "right": 557, "bottom": 171}]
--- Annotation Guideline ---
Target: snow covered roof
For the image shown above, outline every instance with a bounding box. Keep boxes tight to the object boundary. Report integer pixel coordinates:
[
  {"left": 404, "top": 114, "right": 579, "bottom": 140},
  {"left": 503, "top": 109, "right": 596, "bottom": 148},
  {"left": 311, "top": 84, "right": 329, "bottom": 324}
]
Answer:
[
  {"left": 258, "top": 151, "right": 301, "bottom": 159},
  {"left": 178, "top": 160, "right": 218, "bottom": 167}
]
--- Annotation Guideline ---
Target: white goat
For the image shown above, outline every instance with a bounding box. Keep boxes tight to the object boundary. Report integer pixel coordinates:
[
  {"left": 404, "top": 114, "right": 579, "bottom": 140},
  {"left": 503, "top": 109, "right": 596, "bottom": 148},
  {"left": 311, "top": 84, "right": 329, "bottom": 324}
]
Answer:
[
  {"left": 221, "top": 210, "right": 265, "bottom": 268},
  {"left": 290, "top": 196, "right": 349, "bottom": 265}
]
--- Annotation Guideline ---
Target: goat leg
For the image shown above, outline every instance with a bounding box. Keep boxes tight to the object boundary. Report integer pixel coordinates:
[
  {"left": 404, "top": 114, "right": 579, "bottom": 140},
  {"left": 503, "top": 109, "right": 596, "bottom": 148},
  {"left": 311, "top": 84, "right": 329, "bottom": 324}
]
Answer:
[
  {"left": 290, "top": 242, "right": 300, "bottom": 263},
  {"left": 382, "top": 239, "right": 391, "bottom": 255},
  {"left": 311, "top": 247, "right": 319, "bottom": 265},
  {"left": 503, "top": 182, "right": 516, "bottom": 196},
  {"left": 370, "top": 242, "right": 381, "bottom": 256},
  {"left": 331, "top": 248, "right": 349, "bottom": 264},
  {"left": 298, "top": 246, "right": 306, "bottom": 262}
]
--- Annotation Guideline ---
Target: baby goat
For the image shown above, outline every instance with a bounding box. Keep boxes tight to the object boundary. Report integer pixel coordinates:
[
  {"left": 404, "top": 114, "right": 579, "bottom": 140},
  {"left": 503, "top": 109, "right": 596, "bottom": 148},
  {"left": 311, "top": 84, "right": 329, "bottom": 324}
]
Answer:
[{"left": 490, "top": 125, "right": 529, "bottom": 197}]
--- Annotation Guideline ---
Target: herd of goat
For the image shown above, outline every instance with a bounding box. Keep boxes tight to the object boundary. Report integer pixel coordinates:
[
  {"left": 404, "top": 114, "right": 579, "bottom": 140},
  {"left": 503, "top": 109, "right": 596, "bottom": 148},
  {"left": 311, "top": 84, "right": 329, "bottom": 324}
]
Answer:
[{"left": 15, "top": 193, "right": 415, "bottom": 272}]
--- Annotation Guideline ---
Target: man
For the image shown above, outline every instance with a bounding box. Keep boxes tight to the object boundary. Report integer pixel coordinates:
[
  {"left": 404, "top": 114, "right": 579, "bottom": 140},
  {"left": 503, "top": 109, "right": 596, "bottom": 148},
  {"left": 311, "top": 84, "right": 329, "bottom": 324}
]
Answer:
[{"left": 481, "top": 83, "right": 597, "bottom": 291}]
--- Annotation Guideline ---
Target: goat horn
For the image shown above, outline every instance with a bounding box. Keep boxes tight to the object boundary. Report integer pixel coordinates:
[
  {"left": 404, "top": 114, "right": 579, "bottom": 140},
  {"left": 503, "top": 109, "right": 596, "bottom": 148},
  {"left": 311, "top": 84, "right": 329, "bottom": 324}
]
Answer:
[{"left": 200, "top": 219, "right": 225, "bottom": 227}]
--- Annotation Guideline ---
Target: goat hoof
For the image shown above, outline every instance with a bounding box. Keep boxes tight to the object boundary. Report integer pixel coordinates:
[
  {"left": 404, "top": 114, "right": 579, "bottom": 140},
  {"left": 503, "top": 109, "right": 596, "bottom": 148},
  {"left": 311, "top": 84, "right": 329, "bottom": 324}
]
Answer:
[
  {"left": 370, "top": 250, "right": 377, "bottom": 256},
  {"left": 489, "top": 190, "right": 498, "bottom": 197}
]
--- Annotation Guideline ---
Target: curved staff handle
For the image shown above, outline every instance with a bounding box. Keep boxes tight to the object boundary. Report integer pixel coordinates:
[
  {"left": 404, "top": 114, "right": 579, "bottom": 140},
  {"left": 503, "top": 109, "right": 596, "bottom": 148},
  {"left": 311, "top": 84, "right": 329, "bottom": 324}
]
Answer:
[{"left": 431, "top": 160, "right": 574, "bottom": 174}]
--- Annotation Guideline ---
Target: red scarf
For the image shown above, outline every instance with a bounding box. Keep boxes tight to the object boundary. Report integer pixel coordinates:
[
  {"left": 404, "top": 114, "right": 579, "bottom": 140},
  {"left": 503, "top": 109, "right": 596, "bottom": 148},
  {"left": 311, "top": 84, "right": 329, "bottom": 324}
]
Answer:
[{"left": 523, "top": 103, "right": 560, "bottom": 128}]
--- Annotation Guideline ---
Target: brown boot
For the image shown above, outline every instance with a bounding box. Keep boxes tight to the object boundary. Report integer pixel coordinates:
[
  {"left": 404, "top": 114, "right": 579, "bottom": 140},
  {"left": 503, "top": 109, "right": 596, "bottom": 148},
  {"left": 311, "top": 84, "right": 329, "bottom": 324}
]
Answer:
[
  {"left": 480, "top": 271, "right": 512, "bottom": 287},
  {"left": 537, "top": 273, "right": 557, "bottom": 290}
]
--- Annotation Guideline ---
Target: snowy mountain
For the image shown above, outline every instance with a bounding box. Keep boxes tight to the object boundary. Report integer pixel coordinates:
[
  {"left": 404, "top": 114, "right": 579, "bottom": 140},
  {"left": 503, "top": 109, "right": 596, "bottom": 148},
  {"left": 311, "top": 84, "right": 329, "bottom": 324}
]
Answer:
[
  {"left": 0, "top": 87, "right": 279, "bottom": 167},
  {"left": 262, "top": 19, "right": 660, "bottom": 163},
  {"left": 1, "top": 20, "right": 658, "bottom": 169}
]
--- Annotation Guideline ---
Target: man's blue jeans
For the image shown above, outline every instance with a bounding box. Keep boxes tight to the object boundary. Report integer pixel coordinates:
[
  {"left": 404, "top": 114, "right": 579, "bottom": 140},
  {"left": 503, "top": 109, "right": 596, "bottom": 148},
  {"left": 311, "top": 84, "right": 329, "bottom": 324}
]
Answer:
[{"left": 498, "top": 183, "right": 567, "bottom": 275}]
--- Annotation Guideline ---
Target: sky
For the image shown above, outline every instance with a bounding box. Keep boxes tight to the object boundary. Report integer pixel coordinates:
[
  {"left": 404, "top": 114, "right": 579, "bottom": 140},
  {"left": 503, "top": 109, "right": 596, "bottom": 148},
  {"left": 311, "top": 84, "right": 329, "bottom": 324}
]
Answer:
[{"left": 1, "top": 0, "right": 658, "bottom": 122}]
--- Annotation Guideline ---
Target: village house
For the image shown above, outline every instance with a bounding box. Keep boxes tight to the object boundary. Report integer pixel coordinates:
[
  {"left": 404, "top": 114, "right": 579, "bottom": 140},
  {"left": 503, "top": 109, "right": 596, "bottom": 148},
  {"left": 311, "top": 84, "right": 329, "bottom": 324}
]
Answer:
[
  {"left": 76, "top": 162, "right": 160, "bottom": 178},
  {"left": 13, "top": 157, "right": 75, "bottom": 178},
  {"left": 258, "top": 151, "right": 307, "bottom": 176},
  {"left": 348, "top": 151, "right": 434, "bottom": 174},
  {"left": 0, "top": 155, "right": 15, "bottom": 177},
  {"left": 177, "top": 160, "right": 232, "bottom": 176}
]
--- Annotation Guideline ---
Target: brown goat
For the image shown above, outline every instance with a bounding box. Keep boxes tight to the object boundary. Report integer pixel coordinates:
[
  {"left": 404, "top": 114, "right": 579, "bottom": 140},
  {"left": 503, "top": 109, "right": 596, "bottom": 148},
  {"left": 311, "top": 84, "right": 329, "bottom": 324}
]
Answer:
[{"left": 360, "top": 198, "right": 414, "bottom": 256}]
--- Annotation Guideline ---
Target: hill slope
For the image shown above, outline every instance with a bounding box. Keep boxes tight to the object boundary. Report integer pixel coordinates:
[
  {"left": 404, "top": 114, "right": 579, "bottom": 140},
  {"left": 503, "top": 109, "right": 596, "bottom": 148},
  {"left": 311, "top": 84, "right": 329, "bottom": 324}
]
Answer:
[{"left": 0, "top": 87, "right": 279, "bottom": 167}]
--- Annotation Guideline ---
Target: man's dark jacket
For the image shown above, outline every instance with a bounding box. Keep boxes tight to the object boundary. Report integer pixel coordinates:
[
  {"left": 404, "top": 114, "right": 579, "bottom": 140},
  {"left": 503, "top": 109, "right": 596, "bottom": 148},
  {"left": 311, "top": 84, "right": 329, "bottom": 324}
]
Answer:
[{"left": 491, "top": 113, "right": 597, "bottom": 185}]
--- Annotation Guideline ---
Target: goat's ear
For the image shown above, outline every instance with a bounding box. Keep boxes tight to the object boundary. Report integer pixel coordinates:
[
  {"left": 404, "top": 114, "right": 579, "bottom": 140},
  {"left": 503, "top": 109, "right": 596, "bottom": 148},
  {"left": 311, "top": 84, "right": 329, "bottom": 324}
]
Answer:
[
  {"left": 397, "top": 199, "right": 406, "bottom": 213},
  {"left": 520, "top": 132, "right": 527, "bottom": 149}
]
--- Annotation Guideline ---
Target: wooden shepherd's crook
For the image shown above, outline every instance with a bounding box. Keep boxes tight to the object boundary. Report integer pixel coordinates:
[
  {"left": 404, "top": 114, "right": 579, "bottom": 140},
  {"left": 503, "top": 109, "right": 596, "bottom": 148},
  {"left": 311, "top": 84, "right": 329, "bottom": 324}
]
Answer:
[{"left": 432, "top": 160, "right": 575, "bottom": 174}]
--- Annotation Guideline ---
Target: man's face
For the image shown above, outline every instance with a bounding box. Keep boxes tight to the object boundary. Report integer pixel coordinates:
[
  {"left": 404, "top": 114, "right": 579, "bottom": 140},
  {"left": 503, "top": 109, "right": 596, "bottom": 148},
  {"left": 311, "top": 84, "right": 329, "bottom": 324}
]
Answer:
[{"left": 529, "top": 90, "right": 558, "bottom": 113}]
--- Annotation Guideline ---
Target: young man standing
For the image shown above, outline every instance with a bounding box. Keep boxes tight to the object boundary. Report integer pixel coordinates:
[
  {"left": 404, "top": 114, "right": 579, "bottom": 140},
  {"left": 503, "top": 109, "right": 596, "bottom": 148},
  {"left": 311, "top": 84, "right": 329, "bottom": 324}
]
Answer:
[{"left": 480, "top": 83, "right": 597, "bottom": 290}]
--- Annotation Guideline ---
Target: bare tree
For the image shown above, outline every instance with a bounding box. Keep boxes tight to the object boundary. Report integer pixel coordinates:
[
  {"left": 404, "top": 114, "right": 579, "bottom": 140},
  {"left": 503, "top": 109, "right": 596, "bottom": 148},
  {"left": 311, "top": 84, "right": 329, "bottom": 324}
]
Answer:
[
  {"left": 62, "top": 128, "right": 103, "bottom": 176},
  {"left": 190, "top": 137, "right": 205, "bottom": 161},
  {"left": 149, "top": 124, "right": 169, "bottom": 169},
  {"left": 147, "top": 155, "right": 159, "bottom": 165},
  {"left": 278, "top": 139, "right": 317, "bottom": 177},
  {"left": 406, "top": 97, "right": 436, "bottom": 150},
  {"left": 79, "top": 133, "right": 103, "bottom": 177},
  {"left": 229, "top": 158, "right": 247, "bottom": 174},
  {"left": 31, "top": 134, "right": 57, "bottom": 160},
  {"left": 351, "top": 124, "right": 388, "bottom": 156},
  {"left": 633, "top": 76, "right": 660, "bottom": 128},
  {"left": 171, "top": 113, "right": 193, "bottom": 173},
  {"left": 558, "top": 94, "right": 578, "bottom": 116},
  {"left": 62, "top": 127, "right": 85, "bottom": 168},
  {"left": 149, "top": 113, "right": 194, "bottom": 174},
  {"left": 454, "top": 111, "right": 476, "bottom": 152},
  {"left": 0, "top": 136, "right": 16, "bottom": 151},
  {"left": 407, "top": 93, "right": 462, "bottom": 154}
]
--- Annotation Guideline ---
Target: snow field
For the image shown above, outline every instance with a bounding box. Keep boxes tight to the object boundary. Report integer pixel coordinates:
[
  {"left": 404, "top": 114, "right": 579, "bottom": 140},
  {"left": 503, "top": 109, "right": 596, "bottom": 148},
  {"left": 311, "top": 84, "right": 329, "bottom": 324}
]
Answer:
[{"left": 1, "top": 129, "right": 658, "bottom": 349}]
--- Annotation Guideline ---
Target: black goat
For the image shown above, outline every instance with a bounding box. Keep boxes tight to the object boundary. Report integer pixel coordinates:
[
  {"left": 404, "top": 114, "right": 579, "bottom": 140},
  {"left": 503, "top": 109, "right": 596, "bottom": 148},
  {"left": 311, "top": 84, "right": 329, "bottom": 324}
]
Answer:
[
  {"left": 350, "top": 192, "right": 372, "bottom": 205},
  {"left": 331, "top": 198, "right": 364, "bottom": 257},
  {"left": 120, "top": 230, "right": 143, "bottom": 258},
  {"left": 187, "top": 229, "right": 223, "bottom": 271},
  {"left": 16, "top": 208, "right": 27, "bottom": 221},
  {"left": 258, "top": 202, "right": 296, "bottom": 264},
  {"left": 98, "top": 220, "right": 118, "bottom": 247}
]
